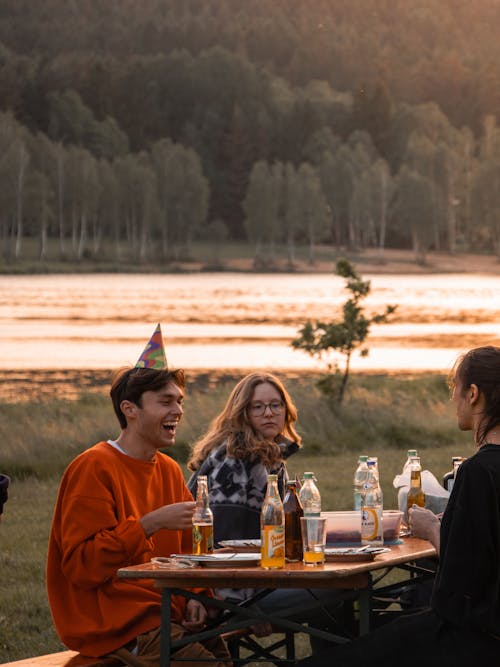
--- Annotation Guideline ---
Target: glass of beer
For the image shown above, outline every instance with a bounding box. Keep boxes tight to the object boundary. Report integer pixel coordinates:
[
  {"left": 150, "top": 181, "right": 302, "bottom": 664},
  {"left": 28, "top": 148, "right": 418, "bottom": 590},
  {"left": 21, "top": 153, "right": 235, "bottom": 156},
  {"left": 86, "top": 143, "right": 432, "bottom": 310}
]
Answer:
[{"left": 300, "top": 517, "right": 326, "bottom": 566}]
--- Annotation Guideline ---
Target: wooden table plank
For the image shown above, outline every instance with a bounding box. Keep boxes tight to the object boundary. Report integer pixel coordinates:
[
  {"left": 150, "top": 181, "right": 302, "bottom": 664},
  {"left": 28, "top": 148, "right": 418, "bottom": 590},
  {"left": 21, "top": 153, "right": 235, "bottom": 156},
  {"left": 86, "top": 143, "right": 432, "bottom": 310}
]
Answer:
[{"left": 117, "top": 537, "right": 436, "bottom": 589}]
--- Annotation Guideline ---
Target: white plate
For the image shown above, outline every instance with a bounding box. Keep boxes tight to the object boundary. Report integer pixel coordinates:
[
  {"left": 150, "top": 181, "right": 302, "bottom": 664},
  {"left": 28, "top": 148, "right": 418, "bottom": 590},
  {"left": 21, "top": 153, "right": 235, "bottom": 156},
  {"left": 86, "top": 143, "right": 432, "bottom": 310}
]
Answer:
[
  {"left": 325, "top": 547, "right": 390, "bottom": 562},
  {"left": 171, "top": 552, "right": 261, "bottom": 568}
]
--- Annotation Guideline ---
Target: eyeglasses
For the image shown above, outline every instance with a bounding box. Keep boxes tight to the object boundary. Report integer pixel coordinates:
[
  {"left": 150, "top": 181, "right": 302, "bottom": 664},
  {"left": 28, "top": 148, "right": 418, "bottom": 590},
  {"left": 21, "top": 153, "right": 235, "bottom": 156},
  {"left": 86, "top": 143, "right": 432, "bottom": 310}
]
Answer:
[{"left": 249, "top": 400, "right": 285, "bottom": 416}]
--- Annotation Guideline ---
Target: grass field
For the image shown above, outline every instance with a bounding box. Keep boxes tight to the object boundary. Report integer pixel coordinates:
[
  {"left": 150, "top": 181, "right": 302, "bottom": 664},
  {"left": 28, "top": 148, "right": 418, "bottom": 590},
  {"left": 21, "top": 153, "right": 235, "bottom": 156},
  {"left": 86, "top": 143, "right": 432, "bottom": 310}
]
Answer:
[{"left": 0, "top": 373, "right": 473, "bottom": 663}]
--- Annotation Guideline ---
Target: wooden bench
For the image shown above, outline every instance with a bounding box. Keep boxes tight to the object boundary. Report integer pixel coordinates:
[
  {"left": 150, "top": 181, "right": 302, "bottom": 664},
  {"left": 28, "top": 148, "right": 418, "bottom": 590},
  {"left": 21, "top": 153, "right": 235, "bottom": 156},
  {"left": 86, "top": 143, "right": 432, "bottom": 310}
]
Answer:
[
  {"left": 0, "top": 652, "right": 119, "bottom": 667},
  {"left": 0, "top": 628, "right": 294, "bottom": 667}
]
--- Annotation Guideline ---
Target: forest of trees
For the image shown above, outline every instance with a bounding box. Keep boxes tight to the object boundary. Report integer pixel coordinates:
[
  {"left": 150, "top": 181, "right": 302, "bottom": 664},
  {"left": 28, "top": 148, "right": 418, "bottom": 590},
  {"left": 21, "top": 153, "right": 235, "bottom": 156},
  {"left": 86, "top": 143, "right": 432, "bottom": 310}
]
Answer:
[{"left": 1, "top": 0, "right": 500, "bottom": 266}]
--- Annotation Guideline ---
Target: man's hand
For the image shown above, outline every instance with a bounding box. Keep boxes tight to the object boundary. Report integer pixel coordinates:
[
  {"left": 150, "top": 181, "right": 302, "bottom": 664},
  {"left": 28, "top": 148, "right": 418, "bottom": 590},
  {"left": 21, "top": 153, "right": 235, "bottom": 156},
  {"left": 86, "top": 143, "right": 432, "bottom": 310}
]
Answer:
[
  {"left": 408, "top": 505, "right": 441, "bottom": 554},
  {"left": 140, "top": 501, "right": 196, "bottom": 537},
  {"left": 182, "top": 600, "right": 208, "bottom": 632}
]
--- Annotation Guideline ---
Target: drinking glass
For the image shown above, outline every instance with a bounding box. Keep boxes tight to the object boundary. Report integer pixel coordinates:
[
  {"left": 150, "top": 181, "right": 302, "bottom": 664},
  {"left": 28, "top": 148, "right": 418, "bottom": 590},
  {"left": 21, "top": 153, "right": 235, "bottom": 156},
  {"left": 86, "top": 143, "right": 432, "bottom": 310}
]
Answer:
[{"left": 300, "top": 517, "right": 326, "bottom": 566}]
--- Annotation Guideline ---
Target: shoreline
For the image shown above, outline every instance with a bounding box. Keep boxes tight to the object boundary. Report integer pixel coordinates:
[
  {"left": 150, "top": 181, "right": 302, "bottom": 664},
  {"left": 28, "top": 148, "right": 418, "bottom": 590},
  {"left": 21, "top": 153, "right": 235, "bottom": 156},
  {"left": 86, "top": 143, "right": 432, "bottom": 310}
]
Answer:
[
  {"left": 0, "top": 367, "right": 444, "bottom": 403},
  {"left": 1, "top": 248, "right": 500, "bottom": 276}
]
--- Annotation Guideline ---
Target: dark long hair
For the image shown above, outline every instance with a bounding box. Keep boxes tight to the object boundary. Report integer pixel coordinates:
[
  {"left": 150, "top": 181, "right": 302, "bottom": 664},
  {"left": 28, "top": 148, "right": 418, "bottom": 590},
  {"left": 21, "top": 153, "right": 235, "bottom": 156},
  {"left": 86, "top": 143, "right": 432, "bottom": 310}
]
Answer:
[{"left": 451, "top": 346, "right": 500, "bottom": 445}]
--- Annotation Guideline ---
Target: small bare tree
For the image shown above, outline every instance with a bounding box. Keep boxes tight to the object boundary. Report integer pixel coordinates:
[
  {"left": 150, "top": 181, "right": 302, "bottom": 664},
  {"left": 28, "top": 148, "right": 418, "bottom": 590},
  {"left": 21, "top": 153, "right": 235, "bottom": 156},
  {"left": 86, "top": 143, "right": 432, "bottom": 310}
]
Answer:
[{"left": 292, "top": 258, "right": 397, "bottom": 405}]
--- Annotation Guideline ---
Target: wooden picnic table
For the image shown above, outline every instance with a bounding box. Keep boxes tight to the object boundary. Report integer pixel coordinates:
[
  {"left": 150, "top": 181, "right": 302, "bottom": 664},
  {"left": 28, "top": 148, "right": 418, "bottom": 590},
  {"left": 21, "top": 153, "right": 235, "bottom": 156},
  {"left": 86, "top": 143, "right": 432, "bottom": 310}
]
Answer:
[{"left": 118, "top": 537, "right": 436, "bottom": 666}]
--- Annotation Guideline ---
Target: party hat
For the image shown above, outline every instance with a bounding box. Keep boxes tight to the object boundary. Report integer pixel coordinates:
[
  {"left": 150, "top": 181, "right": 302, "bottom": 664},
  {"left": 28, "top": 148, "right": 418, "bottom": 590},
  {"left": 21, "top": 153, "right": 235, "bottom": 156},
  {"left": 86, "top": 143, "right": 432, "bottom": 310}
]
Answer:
[{"left": 135, "top": 323, "right": 168, "bottom": 370}]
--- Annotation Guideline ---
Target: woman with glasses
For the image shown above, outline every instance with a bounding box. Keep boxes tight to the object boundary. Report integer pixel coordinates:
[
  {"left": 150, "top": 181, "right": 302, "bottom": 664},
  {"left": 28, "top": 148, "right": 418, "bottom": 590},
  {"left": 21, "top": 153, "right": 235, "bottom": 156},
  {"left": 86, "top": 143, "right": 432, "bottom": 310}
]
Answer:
[
  {"left": 187, "top": 372, "right": 301, "bottom": 547},
  {"left": 187, "top": 373, "right": 346, "bottom": 646}
]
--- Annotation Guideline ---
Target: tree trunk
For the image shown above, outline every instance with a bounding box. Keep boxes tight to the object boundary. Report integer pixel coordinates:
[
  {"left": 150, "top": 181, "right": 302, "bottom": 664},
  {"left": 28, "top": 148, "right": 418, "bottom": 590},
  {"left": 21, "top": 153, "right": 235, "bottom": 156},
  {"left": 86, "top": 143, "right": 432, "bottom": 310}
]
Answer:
[
  {"left": 308, "top": 227, "right": 315, "bottom": 265},
  {"left": 39, "top": 182, "right": 48, "bottom": 261},
  {"left": 161, "top": 213, "right": 169, "bottom": 260},
  {"left": 71, "top": 207, "right": 78, "bottom": 256},
  {"left": 139, "top": 218, "right": 148, "bottom": 263},
  {"left": 287, "top": 233, "right": 296, "bottom": 267},
  {"left": 254, "top": 238, "right": 262, "bottom": 263},
  {"left": 39, "top": 221, "right": 47, "bottom": 260},
  {"left": 378, "top": 170, "right": 388, "bottom": 256},
  {"left": 77, "top": 212, "right": 87, "bottom": 260},
  {"left": 447, "top": 200, "right": 457, "bottom": 255},
  {"left": 338, "top": 351, "right": 351, "bottom": 404},
  {"left": 113, "top": 210, "right": 121, "bottom": 260},
  {"left": 130, "top": 214, "right": 138, "bottom": 260},
  {"left": 348, "top": 210, "right": 356, "bottom": 250},
  {"left": 14, "top": 143, "right": 28, "bottom": 259},
  {"left": 92, "top": 215, "right": 102, "bottom": 255},
  {"left": 56, "top": 145, "right": 66, "bottom": 258}
]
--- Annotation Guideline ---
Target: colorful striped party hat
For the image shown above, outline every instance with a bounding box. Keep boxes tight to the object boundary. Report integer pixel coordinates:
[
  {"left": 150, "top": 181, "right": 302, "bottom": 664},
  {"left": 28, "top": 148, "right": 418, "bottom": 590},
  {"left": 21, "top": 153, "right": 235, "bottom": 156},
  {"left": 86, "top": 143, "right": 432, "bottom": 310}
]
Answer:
[{"left": 135, "top": 323, "right": 168, "bottom": 370}]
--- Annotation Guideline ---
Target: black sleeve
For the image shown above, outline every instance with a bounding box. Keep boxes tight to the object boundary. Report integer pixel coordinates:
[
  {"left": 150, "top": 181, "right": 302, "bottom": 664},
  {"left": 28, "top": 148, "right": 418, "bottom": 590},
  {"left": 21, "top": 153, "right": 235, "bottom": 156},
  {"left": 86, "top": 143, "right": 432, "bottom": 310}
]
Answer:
[{"left": 432, "top": 455, "right": 500, "bottom": 634}]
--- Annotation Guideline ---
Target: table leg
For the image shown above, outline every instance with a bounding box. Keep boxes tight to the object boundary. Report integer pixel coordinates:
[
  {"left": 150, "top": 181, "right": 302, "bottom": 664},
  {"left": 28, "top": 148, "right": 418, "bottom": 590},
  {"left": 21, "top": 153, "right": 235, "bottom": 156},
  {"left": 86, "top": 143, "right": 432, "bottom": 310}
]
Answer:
[
  {"left": 358, "top": 577, "right": 372, "bottom": 636},
  {"left": 161, "top": 588, "right": 172, "bottom": 667}
]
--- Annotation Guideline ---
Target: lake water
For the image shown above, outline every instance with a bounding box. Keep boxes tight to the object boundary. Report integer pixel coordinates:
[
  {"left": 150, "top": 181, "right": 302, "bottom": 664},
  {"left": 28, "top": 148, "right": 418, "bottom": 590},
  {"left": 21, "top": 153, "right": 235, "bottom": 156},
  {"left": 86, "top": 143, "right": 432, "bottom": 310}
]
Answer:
[{"left": 1, "top": 272, "right": 499, "bottom": 373}]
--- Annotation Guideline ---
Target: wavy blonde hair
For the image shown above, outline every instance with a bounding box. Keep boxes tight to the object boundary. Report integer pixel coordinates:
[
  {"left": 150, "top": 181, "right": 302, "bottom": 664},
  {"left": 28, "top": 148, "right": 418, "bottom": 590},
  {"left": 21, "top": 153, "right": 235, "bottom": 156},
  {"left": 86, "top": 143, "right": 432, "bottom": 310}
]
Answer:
[{"left": 187, "top": 372, "right": 302, "bottom": 471}]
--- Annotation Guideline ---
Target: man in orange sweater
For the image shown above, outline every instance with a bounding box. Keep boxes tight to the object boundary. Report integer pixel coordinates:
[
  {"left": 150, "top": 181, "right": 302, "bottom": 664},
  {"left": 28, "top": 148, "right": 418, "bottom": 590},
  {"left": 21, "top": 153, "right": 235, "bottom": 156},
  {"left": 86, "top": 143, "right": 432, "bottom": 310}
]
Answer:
[{"left": 46, "top": 325, "right": 230, "bottom": 666}]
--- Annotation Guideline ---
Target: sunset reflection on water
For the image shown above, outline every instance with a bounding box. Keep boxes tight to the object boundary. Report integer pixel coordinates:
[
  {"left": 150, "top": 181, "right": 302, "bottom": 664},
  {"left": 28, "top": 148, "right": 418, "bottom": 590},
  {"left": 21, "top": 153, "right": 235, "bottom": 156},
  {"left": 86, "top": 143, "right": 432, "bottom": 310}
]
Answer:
[{"left": 1, "top": 272, "right": 499, "bottom": 372}]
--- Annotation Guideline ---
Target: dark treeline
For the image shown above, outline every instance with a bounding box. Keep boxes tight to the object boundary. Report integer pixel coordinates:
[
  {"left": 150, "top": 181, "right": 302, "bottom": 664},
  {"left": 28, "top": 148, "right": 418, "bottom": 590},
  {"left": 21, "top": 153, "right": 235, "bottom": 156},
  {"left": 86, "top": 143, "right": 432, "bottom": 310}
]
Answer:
[{"left": 1, "top": 0, "right": 500, "bottom": 266}]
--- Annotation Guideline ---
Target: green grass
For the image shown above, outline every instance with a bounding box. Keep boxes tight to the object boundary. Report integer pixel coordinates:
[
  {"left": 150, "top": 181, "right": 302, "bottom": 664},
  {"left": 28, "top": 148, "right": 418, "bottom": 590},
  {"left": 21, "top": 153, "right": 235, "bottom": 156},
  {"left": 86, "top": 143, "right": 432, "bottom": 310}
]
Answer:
[
  {"left": 0, "top": 239, "right": 340, "bottom": 274},
  {"left": 2, "top": 238, "right": 498, "bottom": 276},
  {"left": 0, "top": 373, "right": 473, "bottom": 662},
  {"left": 0, "top": 478, "right": 65, "bottom": 659}
]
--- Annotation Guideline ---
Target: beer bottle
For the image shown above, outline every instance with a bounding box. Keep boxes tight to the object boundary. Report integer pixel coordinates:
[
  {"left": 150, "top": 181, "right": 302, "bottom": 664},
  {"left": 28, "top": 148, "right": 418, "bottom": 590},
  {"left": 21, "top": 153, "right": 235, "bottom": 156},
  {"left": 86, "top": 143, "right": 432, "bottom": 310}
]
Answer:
[
  {"left": 298, "top": 472, "right": 321, "bottom": 517},
  {"left": 283, "top": 479, "right": 303, "bottom": 561},
  {"left": 406, "top": 456, "right": 425, "bottom": 522},
  {"left": 361, "top": 463, "right": 384, "bottom": 546},
  {"left": 192, "top": 475, "right": 214, "bottom": 555},
  {"left": 403, "top": 449, "right": 418, "bottom": 474},
  {"left": 261, "top": 474, "right": 285, "bottom": 569}
]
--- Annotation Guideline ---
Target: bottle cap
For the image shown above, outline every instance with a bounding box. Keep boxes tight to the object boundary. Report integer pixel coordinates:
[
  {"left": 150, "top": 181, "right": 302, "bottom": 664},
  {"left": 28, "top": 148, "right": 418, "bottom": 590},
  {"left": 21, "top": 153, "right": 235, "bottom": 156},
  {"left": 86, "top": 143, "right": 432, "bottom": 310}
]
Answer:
[
  {"left": 358, "top": 455, "right": 368, "bottom": 462},
  {"left": 267, "top": 474, "right": 277, "bottom": 481},
  {"left": 303, "top": 472, "right": 314, "bottom": 478}
]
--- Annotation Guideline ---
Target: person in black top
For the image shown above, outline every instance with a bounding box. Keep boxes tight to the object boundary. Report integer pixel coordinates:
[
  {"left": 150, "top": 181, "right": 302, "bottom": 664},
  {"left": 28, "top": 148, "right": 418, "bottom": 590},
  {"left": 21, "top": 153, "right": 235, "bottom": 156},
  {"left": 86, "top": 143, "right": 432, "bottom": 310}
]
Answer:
[{"left": 298, "top": 345, "right": 500, "bottom": 666}]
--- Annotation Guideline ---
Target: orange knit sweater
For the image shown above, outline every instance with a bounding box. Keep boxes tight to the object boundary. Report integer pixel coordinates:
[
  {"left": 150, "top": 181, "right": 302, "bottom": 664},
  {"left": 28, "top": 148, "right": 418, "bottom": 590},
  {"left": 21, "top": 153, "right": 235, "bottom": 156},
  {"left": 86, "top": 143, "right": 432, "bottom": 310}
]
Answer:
[{"left": 47, "top": 441, "right": 195, "bottom": 657}]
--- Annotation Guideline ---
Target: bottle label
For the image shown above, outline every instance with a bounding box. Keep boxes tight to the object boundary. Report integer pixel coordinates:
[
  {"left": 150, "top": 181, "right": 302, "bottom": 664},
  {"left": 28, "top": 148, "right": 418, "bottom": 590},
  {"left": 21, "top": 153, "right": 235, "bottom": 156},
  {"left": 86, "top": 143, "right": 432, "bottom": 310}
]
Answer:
[
  {"left": 361, "top": 507, "right": 382, "bottom": 541},
  {"left": 262, "top": 525, "right": 285, "bottom": 559}
]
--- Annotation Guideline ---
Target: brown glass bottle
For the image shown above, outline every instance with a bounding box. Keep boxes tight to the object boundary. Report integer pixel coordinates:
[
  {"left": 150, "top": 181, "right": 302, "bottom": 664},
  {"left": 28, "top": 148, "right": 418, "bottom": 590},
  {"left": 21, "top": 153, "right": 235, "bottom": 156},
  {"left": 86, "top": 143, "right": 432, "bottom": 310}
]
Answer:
[
  {"left": 283, "top": 480, "right": 304, "bottom": 561},
  {"left": 406, "top": 457, "right": 425, "bottom": 521}
]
